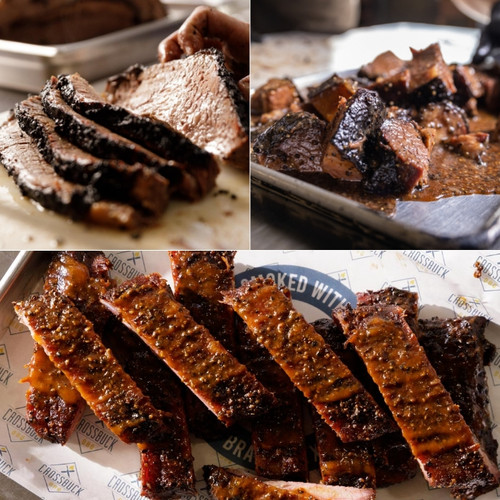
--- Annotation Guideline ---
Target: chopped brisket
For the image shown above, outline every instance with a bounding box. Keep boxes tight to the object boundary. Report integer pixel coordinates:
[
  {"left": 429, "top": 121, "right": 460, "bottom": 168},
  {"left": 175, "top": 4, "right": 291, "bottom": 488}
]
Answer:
[
  {"left": 15, "top": 96, "right": 169, "bottom": 215},
  {"left": 417, "top": 101, "right": 470, "bottom": 142},
  {"left": 105, "top": 49, "right": 249, "bottom": 167},
  {"left": 445, "top": 132, "right": 489, "bottom": 163},
  {"left": 307, "top": 75, "right": 359, "bottom": 122},
  {"left": 251, "top": 77, "right": 303, "bottom": 118},
  {"left": 15, "top": 292, "right": 168, "bottom": 444},
  {"left": 359, "top": 50, "right": 407, "bottom": 81},
  {"left": 101, "top": 273, "right": 276, "bottom": 427},
  {"left": 335, "top": 303, "right": 500, "bottom": 498},
  {"left": 56, "top": 73, "right": 219, "bottom": 200},
  {"left": 223, "top": 278, "right": 396, "bottom": 442}
]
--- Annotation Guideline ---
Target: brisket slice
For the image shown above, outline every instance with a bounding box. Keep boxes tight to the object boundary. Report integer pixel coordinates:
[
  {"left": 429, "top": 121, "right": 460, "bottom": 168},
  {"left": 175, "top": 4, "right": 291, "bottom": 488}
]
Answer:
[
  {"left": 222, "top": 278, "right": 396, "bottom": 442},
  {"left": 22, "top": 342, "right": 85, "bottom": 445},
  {"left": 57, "top": 73, "right": 219, "bottom": 200},
  {"left": 40, "top": 77, "right": 176, "bottom": 171},
  {"left": 0, "top": 114, "right": 145, "bottom": 229},
  {"left": 15, "top": 96, "right": 169, "bottom": 216},
  {"left": 203, "top": 466, "right": 376, "bottom": 500},
  {"left": 335, "top": 303, "right": 500, "bottom": 498},
  {"left": 15, "top": 292, "right": 168, "bottom": 444},
  {"left": 101, "top": 273, "right": 276, "bottom": 426},
  {"left": 105, "top": 48, "right": 249, "bottom": 167}
]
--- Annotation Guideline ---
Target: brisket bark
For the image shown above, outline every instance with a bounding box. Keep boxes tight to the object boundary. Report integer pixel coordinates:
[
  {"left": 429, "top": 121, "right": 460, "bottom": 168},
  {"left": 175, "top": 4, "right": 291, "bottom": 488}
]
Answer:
[
  {"left": 15, "top": 292, "right": 168, "bottom": 444},
  {"left": 56, "top": 73, "right": 219, "bottom": 200},
  {"left": 335, "top": 303, "right": 500, "bottom": 499},
  {"left": 15, "top": 96, "right": 169, "bottom": 216},
  {"left": 222, "top": 278, "right": 396, "bottom": 442},
  {"left": 101, "top": 273, "right": 276, "bottom": 426},
  {"left": 105, "top": 48, "right": 249, "bottom": 166},
  {"left": 0, "top": 114, "right": 145, "bottom": 229}
]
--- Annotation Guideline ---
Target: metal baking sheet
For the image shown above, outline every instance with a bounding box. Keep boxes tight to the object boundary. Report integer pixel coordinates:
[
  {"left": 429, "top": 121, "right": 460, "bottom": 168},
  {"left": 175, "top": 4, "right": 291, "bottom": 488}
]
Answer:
[{"left": 0, "top": 10, "right": 187, "bottom": 92}]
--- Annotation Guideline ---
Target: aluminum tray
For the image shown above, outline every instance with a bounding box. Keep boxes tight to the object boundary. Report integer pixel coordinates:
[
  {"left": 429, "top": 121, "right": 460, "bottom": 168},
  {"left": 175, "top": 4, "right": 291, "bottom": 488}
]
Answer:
[
  {"left": 0, "top": 10, "right": 187, "bottom": 92},
  {"left": 252, "top": 163, "right": 500, "bottom": 249}
]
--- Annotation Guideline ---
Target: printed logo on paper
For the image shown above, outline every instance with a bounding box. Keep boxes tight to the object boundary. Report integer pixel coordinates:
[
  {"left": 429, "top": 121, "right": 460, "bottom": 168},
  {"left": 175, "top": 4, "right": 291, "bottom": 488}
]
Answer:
[
  {"left": 0, "top": 444, "right": 15, "bottom": 477},
  {"left": 475, "top": 252, "right": 500, "bottom": 292},
  {"left": 38, "top": 462, "right": 84, "bottom": 496},
  {"left": 384, "top": 277, "right": 420, "bottom": 297},
  {"left": 350, "top": 250, "right": 386, "bottom": 260},
  {"left": 106, "top": 252, "right": 146, "bottom": 281},
  {"left": 2, "top": 406, "right": 43, "bottom": 444},
  {"left": 403, "top": 250, "right": 451, "bottom": 279},
  {"left": 207, "top": 265, "right": 356, "bottom": 468},
  {"left": 107, "top": 470, "right": 145, "bottom": 500},
  {"left": 75, "top": 410, "right": 118, "bottom": 454},
  {"left": 447, "top": 294, "right": 492, "bottom": 321},
  {"left": 0, "top": 344, "right": 14, "bottom": 388},
  {"left": 488, "top": 349, "right": 500, "bottom": 388}
]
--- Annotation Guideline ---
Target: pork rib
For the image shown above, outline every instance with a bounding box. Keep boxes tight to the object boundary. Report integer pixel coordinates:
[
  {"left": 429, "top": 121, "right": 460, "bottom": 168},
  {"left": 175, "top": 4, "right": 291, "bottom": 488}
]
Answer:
[
  {"left": 335, "top": 303, "right": 500, "bottom": 498},
  {"left": 15, "top": 292, "right": 167, "bottom": 444},
  {"left": 222, "top": 278, "right": 396, "bottom": 442},
  {"left": 22, "top": 342, "right": 85, "bottom": 445},
  {"left": 101, "top": 273, "right": 276, "bottom": 426}
]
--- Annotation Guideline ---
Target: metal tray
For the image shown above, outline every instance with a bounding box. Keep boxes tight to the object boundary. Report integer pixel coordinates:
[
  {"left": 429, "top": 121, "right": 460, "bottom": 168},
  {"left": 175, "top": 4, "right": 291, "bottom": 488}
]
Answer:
[
  {"left": 252, "top": 163, "right": 500, "bottom": 249},
  {"left": 0, "top": 10, "right": 187, "bottom": 92}
]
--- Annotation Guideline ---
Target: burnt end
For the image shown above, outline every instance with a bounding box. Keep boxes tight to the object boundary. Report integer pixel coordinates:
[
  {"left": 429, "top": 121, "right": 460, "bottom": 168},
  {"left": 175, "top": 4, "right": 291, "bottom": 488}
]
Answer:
[
  {"left": 330, "top": 88, "right": 387, "bottom": 174},
  {"left": 368, "top": 69, "right": 411, "bottom": 106},
  {"left": 253, "top": 111, "right": 327, "bottom": 176},
  {"left": 359, "top": 50, "right": 407, "bottom": 81},
  {"left": 363, "top": 117, "right": 430, "bottom": 195},
  {"left": 417, "top": 101, "right": 470, "bottom": 143},
  {"left": 452, "top": 64, "right": 484, "bottom": 108},
  {"left": 307, "top": 74, "right": 359, "bottom": 122},
  {"left": 251, "top": 77, "right": 303, "bottom": 116}
]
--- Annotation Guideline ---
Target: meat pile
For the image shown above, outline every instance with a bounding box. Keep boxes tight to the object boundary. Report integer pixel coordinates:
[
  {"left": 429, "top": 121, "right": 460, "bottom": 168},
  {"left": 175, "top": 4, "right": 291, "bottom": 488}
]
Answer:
[
  {"left": 0, "top": 0, "right": 166, "bottom": 45},
  {"left": 14, "top": 251, "right": 499, "bottom": 499},
  {"left": 0, "top": 46, "right": 250, "bottom": 229},
  {"left": 251, "top": 43, "right": 498, "bottom": 199}
]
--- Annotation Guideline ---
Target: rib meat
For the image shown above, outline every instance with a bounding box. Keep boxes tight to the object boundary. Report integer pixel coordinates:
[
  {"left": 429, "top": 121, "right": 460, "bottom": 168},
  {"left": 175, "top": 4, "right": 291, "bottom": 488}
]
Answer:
[
  {"left": 15, "top": 96, "right": 169, "bottom": 215},
  {"left": 56, "top": 73, "right": 219, "bottom": 200},
  {"left": 204, "top": 466, "right": 376, "bottom": 500},
  {"left": 335, "top": 303, "right": 500, "bottom": 498},
  {"left": 105, "top": 48, "right": 249, "bottom": 166},
  {"left": 222, "top": 278, "right": 396, "bottom": 442},
  {"left": 22, "top": 342, "right": 85, "bottom": 445},
  {"left": 15, "top": 292, "right": 167, "bottom": 444},
  {"left": 101, "top": 273, "right": 276, "bottom": 426},
  {"left": 169, "top": 251, "right": 237, "bottom": 440}
]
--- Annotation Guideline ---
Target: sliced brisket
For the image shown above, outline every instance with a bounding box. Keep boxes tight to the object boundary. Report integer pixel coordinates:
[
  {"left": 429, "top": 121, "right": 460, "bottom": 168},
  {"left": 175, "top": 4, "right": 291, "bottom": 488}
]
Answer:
[
  {"left": 57, "top": 73, "right": 219, "bottom": 200},
  {"left": 105, "top": 48, "right": 249, "bottom": 167},
  {"left": 15, "top": 96, "right": 169, "bottom": 215}
]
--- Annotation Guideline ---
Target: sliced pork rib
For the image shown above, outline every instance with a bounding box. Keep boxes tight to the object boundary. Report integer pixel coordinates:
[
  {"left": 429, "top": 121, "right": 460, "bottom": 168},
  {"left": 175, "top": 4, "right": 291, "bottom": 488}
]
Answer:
[
  {"left": 15, "top": 96, "right": 169, "bottom": 216},
  {"left": 15, "top": 292, "right": 168, "bottom": 444},
  {"left": 106, "top": 48, "right": 249, "bottom": 167},
  {"left": 56, "top": 73, "right": 219, "bottom": 200},
  {"left": 223, "top": 278, "right": 396, "bottom": 442},
  {"left": 101, "top": 273, "right": 276, "bottom": 426},
  {"left": 335, "top": 303, "right": 500, "bottom": 499}
]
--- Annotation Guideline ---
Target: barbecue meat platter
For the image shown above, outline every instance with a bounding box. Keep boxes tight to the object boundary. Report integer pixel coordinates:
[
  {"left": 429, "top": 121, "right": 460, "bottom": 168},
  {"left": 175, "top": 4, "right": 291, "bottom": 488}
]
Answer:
[
  {"left": 251, "top": 40, "right": 500, "bottom": 248},
  {"left": 1, "top": 250, "right": 499, "bottom": 499}
]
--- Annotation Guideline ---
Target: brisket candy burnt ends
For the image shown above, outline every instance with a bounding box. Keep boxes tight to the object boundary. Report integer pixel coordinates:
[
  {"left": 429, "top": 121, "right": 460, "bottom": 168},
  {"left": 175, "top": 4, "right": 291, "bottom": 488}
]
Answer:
[
  {"left": 56, "top": 73, "right": 219, "bottom": 200},
  {"left": 105, "top": 48, "right": 249, "bottom": 167}
]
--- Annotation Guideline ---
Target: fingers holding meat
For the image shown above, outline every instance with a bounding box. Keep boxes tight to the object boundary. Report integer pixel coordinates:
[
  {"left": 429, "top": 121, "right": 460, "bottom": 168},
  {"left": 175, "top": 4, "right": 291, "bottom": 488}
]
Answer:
[{"left": 159, "top": 6, "right": 249, "bottom": 81}]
